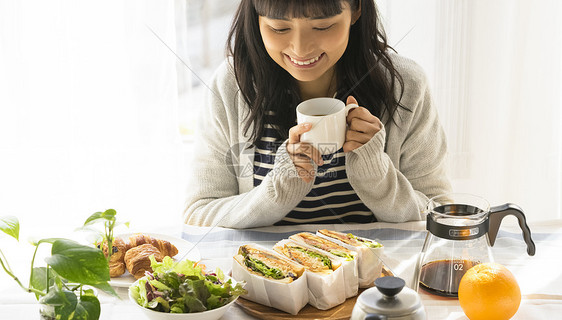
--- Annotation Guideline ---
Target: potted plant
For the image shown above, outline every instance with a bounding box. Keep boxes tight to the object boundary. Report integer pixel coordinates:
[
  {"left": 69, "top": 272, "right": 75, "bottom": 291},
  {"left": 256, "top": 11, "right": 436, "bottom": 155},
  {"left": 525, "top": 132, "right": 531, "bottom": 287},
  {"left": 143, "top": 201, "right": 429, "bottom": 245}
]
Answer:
[
  {"left": 0, "top": 213, "right": 117, "bottom": 320},
  {"left": 80, "top": 208, "right": 129, "bottom": 263}
]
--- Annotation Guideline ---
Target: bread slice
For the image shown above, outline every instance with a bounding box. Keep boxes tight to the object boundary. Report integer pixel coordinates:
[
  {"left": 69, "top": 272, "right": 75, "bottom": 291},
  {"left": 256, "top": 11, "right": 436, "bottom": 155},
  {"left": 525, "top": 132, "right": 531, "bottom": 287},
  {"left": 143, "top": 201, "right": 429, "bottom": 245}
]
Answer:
[
  {"left": 273, "top": 240, "right": 341, "bottom": 274},
  {"left": 234, "top": 244, "right": 304, "bottom": 283},
  {"left": 289, "top": 232, "right": 356, "bottom": 261},
  {"left": 318, "top": 229, "right": 382, "bottom": 249}
]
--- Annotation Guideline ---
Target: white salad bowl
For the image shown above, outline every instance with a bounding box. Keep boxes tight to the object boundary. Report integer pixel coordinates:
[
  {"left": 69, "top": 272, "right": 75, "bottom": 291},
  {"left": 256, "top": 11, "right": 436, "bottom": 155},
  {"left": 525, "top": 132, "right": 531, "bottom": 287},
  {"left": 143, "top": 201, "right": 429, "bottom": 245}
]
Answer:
[{"left": 128, "top": 279, "right": 240, "bottom": 320}]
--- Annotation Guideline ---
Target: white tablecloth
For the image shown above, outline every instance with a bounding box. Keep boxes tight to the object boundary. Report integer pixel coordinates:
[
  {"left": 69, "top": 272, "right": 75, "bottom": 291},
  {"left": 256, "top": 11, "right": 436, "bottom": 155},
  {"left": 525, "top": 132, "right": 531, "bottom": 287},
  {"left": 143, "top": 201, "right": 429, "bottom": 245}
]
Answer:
[{"left": 1, "top": 220, "right": 561, "bottom": 319}]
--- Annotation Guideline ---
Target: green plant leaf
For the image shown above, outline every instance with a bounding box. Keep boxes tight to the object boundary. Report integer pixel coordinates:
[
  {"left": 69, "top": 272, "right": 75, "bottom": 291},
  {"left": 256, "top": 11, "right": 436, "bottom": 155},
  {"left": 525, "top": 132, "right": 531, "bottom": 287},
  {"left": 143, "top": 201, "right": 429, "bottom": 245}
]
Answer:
[
  {"left": 83, "top": 209, "right": 116, "bottom": 227},
  {"left": 0, "top": 216, "right": 19, "bottom": 241},
  {"left": 90, "top": 281, "right": 117, "bottom": 297},
  {"left": 35, "top": 238, "right": 66, "bottom": 246},
  {"left": 40, "top": 286, "right": 101, "bottom": 320},
  {"left": 30, "top": 267, "right": 59, "bottom": 300},
  {"left": 82, "top": 212, "right": 103, "bottom": 227},
  {"left": 40, "top": 286, "right": 76, "bottom": 307},
  {"left": 72, "top": 294, "right": 101, "bottom": 320},
  {"left": 45, "top": 239, "right": 110, "bottom": 285},
  {"left": 55, "top": 290, "right": 79, "bottom": 320}
]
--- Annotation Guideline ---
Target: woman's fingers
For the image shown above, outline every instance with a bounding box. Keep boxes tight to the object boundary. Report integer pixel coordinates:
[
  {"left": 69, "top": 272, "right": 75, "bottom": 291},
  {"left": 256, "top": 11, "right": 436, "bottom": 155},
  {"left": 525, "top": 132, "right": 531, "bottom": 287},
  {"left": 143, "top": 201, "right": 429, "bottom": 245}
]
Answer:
[
  {"left": 347, "top": 107, "right": 379, "bottom": 126},
  {"left": 287, "top": 142, "right": 324, "bottom": 166},
  {"left": 288, "top": 123, "right": 311, "bottom": 144},
  {"left": 287, "top": 123, "right": 323, "bottom": 182},
  {"left": 346, "top": 129, "right": 372, "bottom": 144},
  {"left": 346, "top": 95, "right": 359, "bottom": 106},
  {"left": 343, "top": 105, "right": 382, "bottom": 152},
  {"left": 349, "top": 116, "right": 382, "bottom": 135}
]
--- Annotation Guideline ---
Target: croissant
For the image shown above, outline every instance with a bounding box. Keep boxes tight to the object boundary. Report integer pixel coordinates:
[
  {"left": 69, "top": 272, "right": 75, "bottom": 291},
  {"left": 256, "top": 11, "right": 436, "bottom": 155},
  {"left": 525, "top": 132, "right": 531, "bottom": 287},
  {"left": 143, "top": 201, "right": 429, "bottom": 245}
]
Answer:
[
  {"left": 109, "top": 261, "right": 126, "bottom": 278},
  {"left": 124, "top": 244, "right": 162, "bottom": 279},
  {"left": 96, "top": 237, "right": 130, "bottom": 264},
  {"left": 128, "top": 234, "right": 178, "bottom": 257}
]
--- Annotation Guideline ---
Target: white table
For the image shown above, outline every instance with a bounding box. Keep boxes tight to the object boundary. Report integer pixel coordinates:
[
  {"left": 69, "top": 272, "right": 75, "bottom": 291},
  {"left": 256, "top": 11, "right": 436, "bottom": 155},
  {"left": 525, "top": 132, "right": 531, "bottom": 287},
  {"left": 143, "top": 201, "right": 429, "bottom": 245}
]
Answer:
[{"left": 1, "top": 220, "right": 561, "bottom": 319}]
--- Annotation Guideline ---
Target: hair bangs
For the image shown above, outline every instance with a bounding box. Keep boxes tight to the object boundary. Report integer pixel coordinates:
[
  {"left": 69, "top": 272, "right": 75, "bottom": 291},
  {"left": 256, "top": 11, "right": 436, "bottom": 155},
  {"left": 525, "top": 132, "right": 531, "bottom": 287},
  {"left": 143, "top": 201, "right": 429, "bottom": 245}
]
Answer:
[{"left": 252, "top": 0, "right": 346, "bottom": 19}]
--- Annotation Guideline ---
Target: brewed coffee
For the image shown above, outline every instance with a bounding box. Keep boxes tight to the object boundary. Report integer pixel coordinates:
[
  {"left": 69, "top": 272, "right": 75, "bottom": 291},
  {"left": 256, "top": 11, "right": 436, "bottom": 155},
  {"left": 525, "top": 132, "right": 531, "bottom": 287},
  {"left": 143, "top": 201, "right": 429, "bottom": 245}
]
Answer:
[{"left": 418, "top": 259, "right": 480, "bottom": 297}]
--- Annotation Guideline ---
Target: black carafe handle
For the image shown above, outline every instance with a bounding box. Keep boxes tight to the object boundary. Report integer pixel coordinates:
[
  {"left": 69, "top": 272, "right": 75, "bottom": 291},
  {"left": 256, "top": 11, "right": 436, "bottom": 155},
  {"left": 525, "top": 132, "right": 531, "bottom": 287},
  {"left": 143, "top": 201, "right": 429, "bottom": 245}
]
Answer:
[{"left": 488, "top": 203, "right": 536, "bottom": 255}]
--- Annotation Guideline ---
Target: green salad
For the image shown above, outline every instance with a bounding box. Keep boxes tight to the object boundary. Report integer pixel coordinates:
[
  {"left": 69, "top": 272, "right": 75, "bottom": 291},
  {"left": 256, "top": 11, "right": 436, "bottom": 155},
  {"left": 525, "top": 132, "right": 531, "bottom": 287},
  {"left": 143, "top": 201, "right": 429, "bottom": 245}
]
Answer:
[
  {"left": 329, "top": 249, "right": 355, "bottom": 261},
  {"left": 130, "top": 256, "right": 246, "bottom": 313}
]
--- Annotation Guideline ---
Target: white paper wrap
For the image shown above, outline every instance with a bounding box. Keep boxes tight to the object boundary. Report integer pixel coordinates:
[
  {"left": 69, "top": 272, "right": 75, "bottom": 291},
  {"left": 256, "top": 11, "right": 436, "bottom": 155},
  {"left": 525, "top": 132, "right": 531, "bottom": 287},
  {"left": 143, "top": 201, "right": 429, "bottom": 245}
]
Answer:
[
  {"left": 273, "top": 239, "right": 346, "bottom": 310},
  {"left": 289, "top": 234, "right": 359, "bottom": 298},
  {"left": 231, "top": 244, "right": 309, "bottom": 315},
  {"left": 340, "top": 256, "right": 359, "bottom": 297},
  {"left": 317, "top": 232, "right": 384, "bottom": 288}
]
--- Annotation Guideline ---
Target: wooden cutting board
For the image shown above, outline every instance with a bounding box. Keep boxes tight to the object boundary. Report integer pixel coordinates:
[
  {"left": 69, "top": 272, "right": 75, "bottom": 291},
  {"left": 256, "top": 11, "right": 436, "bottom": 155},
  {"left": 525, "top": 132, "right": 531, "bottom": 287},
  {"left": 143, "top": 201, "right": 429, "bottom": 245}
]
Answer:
[{"left": 235, "top": 267, "right": 393, "bottom": 320}]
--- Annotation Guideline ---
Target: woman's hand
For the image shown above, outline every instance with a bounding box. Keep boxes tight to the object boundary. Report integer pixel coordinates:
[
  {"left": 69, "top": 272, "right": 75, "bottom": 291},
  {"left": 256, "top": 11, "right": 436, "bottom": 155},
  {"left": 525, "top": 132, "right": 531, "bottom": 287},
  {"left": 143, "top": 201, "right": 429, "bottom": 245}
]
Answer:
[
  {"left": 286, "top": 123, "right": 324, "bottom": 183},
  {"left": 343, "top": 96, "right": 383, "bottom": 152}
]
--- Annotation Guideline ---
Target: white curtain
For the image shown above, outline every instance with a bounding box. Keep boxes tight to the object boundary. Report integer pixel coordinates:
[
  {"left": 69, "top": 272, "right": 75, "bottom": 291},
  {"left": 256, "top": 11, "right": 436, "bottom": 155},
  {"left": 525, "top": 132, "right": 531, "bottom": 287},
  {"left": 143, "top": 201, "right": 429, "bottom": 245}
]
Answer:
[
  {"left": 1, "top": 0, "right": 560, "bottom": 233},
  {"left": 379, "top": 0, "right": 562, "bottom": 221},
  {"left": 0, "top": 0, "right": 185, "bottom": 230}
]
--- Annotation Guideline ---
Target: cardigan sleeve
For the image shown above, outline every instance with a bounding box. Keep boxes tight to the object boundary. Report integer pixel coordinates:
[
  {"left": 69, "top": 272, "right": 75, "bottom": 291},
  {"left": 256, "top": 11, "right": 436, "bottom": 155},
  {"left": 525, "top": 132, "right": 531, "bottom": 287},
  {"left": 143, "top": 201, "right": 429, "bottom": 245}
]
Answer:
[
  {"left": 183, "top": 62, "right": 313, "bottom": 228},
  {"left": 345, "top": 57, "right": 452, "bottom": 222}
]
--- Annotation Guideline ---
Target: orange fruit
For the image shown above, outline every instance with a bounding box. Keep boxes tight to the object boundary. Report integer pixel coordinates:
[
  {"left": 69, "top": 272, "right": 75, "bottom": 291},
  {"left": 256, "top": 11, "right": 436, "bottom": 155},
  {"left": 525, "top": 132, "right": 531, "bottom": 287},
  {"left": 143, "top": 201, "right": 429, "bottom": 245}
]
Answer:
[{"left": 458, "top": 263, "right": 521, "bottom": 320}]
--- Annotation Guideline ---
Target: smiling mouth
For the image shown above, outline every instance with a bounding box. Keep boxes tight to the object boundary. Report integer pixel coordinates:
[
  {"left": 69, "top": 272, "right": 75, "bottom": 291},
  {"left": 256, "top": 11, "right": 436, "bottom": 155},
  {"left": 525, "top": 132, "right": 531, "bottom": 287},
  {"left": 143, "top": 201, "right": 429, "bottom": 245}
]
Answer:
[{"left": 286, "top": 53, "right": 323, "bottom": 67}]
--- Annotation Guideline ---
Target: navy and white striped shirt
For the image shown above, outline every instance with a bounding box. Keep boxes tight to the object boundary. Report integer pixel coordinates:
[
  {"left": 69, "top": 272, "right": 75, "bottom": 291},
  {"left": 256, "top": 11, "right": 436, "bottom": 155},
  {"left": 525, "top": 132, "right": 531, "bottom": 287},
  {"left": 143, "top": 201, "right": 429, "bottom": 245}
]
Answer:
[{"left": 253, "top": 112, "right": 376, "bottom": 225}]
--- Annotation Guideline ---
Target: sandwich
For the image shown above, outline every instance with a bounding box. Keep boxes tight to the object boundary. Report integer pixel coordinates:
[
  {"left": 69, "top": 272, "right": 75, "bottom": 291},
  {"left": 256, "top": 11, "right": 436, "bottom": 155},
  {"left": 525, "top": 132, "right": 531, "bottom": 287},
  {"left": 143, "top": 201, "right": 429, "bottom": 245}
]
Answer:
[
  {"left": 233, "top": 244, "right": 304, "bottom": 283},
  {"left": 273, "top": 240, "right": 342, "bottom": 274},
  {"left": 318, "top": 229, "right": 383, "bottom": 249},
  {"left": 318, "top": 229, "right": 384, "bottom": 289},
  {"left": 289, "top": 232, "right": 356, "bottom": 261}
]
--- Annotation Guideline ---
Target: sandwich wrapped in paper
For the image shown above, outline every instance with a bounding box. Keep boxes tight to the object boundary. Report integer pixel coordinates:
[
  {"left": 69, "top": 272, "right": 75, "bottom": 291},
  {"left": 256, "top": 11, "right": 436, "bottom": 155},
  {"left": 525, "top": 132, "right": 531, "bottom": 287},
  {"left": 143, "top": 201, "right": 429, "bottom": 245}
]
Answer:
[
  {"left": 317, "top": 229, "right": 384, "bottom": 288},
  {"left": 289, "top": 232, "right": 358, "bottom": 298},
  {"left": 232, "top": 243, "right": 308, "bottom": 314},
  {"left": 273, "top": 239, "right": 346, "bottom": 310}
]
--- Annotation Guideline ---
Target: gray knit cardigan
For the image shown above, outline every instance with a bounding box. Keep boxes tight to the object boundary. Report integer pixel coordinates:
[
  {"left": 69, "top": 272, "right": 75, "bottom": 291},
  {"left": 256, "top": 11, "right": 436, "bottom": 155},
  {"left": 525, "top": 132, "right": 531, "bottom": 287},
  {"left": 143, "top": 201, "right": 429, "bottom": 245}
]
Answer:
[{"left": 183, "top": 53, "right": 452, "bottom": 228}]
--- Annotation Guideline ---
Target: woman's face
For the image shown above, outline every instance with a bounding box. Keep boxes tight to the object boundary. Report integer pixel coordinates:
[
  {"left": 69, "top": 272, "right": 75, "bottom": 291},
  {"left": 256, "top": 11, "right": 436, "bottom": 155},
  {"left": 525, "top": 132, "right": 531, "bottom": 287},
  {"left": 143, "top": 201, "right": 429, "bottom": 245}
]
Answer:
[{"left": 258, "top": 4, "right": 358, "bottom": 83}]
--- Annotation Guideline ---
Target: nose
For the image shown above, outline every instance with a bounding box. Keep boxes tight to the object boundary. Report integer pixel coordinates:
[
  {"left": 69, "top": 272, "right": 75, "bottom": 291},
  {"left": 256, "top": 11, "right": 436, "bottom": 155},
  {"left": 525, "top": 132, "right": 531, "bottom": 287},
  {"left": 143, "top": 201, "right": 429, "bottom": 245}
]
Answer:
[{"left": 290, "top": 28, "right": 315, "bottom": 58}]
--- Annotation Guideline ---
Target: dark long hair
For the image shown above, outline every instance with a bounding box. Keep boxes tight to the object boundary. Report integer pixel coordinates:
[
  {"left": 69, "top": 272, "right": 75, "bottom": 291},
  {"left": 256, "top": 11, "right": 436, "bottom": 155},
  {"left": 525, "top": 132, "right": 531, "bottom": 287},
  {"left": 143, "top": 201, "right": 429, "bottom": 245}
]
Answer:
[{"left": 227, "top": 0, "right": 405, "bottom": 145}]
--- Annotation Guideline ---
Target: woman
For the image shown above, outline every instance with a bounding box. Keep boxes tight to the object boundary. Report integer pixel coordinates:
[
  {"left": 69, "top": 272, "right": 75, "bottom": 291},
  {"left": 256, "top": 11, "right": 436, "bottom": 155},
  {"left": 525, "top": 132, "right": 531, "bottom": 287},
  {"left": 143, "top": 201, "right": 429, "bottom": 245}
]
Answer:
[{"left": 183, "top": 0, "right": 451, "bottom": 228}]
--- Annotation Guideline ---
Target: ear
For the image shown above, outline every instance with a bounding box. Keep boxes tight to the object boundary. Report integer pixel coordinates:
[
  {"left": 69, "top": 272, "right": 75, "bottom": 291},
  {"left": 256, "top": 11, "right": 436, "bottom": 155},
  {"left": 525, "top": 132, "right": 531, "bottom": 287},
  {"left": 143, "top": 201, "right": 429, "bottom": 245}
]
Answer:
[{"left": 351, "top": 0, "right": 362, "bottom": 25}]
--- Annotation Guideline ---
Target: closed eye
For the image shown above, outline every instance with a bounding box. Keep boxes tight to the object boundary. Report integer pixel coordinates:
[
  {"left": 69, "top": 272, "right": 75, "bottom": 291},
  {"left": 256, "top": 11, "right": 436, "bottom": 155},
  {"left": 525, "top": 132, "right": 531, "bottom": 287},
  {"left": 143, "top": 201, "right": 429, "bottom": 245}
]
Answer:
[
  {"left": 314, "top": 24, "right": 335, "bottom": 31},
  {"left": 270, "top": 27, "right": 290, "bottom": 33}
]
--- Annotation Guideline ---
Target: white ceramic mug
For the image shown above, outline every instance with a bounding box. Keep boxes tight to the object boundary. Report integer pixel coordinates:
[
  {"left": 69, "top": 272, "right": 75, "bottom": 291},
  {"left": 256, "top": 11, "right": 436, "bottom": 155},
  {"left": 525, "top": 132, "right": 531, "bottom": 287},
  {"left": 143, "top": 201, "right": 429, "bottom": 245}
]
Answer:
[{"left": 296, "top": 97, "right": 358, "bottom": 155}]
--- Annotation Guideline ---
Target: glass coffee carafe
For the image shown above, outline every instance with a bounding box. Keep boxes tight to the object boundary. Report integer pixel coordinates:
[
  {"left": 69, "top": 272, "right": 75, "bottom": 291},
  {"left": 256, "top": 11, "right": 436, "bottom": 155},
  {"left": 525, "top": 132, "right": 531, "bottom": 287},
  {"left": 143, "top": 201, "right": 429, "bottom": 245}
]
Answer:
[{"left": 414, "top": 193, "right": 536, "bottom": 297}]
